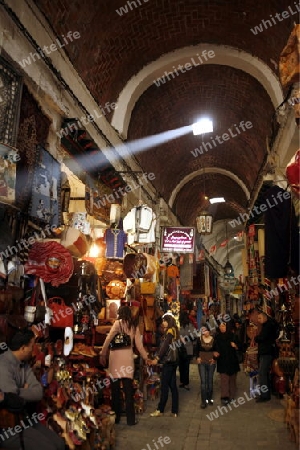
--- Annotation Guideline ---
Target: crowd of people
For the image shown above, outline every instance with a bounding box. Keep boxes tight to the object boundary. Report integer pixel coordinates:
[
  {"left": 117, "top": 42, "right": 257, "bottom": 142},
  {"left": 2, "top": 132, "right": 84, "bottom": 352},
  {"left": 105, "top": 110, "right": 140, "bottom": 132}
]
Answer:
[
  {"left": 0, "top": 304, "right": 279, "bottom": 450},
  {"left": 145, "top": 305, "right": 279, "bottom": 416}
]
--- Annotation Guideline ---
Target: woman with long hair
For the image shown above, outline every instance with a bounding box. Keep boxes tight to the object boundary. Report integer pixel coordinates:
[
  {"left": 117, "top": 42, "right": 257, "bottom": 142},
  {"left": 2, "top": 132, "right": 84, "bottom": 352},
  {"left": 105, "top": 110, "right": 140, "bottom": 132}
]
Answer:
[
  {"left": 99, "top": 305, "right": 148, "bottom": 425},
  {"left": 150, "top": 313, "right": 180, "bottom": 417},
  {"left": 196, "top": 324, "right": 218, "bottom": 408},
  {"left": 178, "top": 310, "right": 196, "bottom": 390}
]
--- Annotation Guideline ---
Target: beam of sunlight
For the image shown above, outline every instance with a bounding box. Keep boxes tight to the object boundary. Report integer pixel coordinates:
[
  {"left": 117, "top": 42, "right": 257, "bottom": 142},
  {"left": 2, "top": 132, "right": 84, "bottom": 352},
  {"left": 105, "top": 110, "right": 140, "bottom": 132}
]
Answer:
[{"left": 63, "top": 125, "right": 192, "bottom": 174}]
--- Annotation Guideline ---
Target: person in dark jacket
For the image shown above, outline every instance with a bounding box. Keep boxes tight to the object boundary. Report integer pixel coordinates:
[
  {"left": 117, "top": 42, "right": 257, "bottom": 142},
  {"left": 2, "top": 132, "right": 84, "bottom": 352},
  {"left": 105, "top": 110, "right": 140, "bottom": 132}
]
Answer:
[
  {"left": 196, "top": 324, "right": 218, "bottom": 408},
  {"left": 254, "top": 311, "right": 278, "bottom": 402},
  {"left": 178, "top": 311, "right": 196, "bottom": 390},
  {"left": 149, "top": 314, "right": 179, "bottom": 417},
  {"left": 215, "top": 321, "right": 240, "bottom": 405},
  {"left": 0, "top": 329, "right": 65, "bottom": 449}
]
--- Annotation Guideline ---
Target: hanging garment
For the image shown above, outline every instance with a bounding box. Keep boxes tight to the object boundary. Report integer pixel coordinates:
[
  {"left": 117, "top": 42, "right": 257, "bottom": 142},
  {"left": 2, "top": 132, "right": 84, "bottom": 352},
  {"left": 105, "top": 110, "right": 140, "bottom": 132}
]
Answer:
[
  {"left": 264, "top": 186, "right": 298, "bottom": 278},
  {"left": 138, "top": 213, "right": 156, "bottom": 243},
  {"left": 104, "top": 228, "right": 127, "bottom": 258},
  {"left": 123, "top": 207, "right": 137, "bottom": 235},
  {"left": 136, "top": 205, "right": 153, "bottom": 232}
]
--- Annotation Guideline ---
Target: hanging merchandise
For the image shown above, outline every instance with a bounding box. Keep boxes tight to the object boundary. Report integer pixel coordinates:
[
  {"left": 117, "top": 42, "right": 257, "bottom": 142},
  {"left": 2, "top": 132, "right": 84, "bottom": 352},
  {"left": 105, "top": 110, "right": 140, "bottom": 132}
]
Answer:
[
  {"left": 29, "top": 145, "right": 61, "bottom": 227},
  {"left": 110, "top": 204, "right": 122, "bottom": 226},
  {"left": 25, "top": 241, "right": 74, "bottom": 287},
  {"left": 123, "top": 205, "right": 156, "bottom": 244},
  {"left": 104, "top": 226, "right": 127, "bottom": 258},
  {"left": 264, "top": 186, "right": 297, "bottom": 278},
  {"left": 0, "top": 144, "right": 17, "bottom": 204},
  {"left": 48, "top": 297, "right": 74, "bottom": 328},
  {"left": 24, "top": 277, "right": 46, "bottom": 324},
  {"left": 60, "top": 172, "right": 71, "bottom": 213},
  {"left": 279, "top": 24, "right": 300, "bottom": 89},
  {"left": 71, "top": 212, "right": 91, "bottom": 235},
  {"left": 60, "top": 226, "right": 89, "bottom": 258},
  {"left": 85, "top": 178, "right": 111, "bottom": 223},
  {"left": 105, "top": 279, "right": 126, "bottom": 299},
  {"left": 286, "top": 149, "right": 300, "bottom": 198}
]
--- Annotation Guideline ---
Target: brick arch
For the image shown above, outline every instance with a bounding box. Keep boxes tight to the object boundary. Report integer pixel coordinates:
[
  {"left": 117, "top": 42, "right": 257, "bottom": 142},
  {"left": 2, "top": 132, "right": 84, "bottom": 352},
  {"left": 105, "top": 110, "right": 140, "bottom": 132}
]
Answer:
[
  {"left": 169, "top": 167, "right": 250, "bottom": 208},
  {"left": 112, "top": 44, "right": 283, "bottom": 138}
]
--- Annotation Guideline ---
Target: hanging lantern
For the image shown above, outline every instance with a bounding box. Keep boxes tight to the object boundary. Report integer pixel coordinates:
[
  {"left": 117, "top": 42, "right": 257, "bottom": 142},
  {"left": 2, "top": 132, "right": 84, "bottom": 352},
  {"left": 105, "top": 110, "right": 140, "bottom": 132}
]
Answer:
[
  {"left": 196, "top": 212, "right": 213, "bottom": 235},
  {"left": 224, "top": 259, "right": 234, "bottom": 276}
]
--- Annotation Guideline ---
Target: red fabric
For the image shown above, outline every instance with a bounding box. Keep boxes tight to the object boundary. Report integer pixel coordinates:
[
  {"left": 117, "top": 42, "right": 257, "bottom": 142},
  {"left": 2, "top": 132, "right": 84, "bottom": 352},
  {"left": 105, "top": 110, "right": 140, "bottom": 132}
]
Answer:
[
  {"left": 25, "top": 241, "right": 74, "bottom": 286},
  {"left": 286, "top": 150, "right": 300, "bottom": 197}
]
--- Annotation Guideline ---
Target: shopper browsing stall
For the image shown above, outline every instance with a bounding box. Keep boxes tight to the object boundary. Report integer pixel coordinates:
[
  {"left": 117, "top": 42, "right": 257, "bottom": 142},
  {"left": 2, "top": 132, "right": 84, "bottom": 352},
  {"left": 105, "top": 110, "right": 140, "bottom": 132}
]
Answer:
[{"left": 99, "top": 306, "right": 149, "bottom": 426}]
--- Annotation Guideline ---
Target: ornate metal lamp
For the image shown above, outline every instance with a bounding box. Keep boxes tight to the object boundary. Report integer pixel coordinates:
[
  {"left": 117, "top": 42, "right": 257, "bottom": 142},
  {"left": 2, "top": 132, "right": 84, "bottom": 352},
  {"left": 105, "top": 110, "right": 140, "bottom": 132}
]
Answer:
[
  {"left": 196, "top": 212, "right": 213, "bottom": 234},
  {"left": 223, "top": 221, "right": 234, "bottom": 276}
]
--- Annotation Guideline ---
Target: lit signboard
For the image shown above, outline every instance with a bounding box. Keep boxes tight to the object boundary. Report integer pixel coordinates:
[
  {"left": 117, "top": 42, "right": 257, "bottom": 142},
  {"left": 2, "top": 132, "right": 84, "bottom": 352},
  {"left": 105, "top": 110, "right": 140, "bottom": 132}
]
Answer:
[{"left": 161, "top": 227, "right": 195, "bottom": 253}]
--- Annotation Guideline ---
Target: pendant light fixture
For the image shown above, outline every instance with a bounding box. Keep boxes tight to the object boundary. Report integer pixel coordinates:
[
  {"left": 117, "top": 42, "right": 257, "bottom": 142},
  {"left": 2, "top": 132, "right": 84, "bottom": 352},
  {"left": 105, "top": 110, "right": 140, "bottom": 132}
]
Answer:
[
  {"left": 224, "top": 221, "right": 234, "bottom": 276},
  {"left": 196, "top": 169, "right": 213, "bottom": 235}
]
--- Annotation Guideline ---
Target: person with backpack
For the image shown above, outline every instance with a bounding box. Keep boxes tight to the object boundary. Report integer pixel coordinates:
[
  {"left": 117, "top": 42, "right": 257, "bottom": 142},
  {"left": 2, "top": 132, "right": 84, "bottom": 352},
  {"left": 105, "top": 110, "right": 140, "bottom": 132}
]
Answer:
[
  {"left": 254, "top": 310, "right": 279, "bottom": 402},
  {"left": 149, "top": 314, "right": 179, "bottom": 417}
]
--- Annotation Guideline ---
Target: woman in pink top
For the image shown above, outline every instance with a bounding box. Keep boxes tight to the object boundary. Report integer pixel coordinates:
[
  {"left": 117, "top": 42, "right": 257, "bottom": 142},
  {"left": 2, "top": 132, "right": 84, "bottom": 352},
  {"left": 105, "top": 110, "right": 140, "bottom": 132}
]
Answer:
[{"left": 100, "top": 306, "right": 148, "bottom": 425}]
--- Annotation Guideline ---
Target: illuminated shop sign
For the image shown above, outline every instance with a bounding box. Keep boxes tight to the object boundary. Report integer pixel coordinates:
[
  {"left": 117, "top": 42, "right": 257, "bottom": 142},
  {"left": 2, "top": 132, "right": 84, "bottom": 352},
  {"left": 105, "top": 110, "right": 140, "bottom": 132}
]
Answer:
[{"left": 161, "top": 227, "right": 195, "bottom": 253}]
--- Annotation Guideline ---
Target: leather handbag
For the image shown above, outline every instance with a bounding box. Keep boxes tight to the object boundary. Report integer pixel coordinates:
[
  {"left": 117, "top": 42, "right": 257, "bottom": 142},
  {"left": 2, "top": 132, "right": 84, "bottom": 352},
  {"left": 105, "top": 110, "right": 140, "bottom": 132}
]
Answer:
[
  {"left": 163, "top": 345, "right": 178, "bottom": 364},
  {"left": 24, "top": 278, "right": 46, "bottom": 324},
  {"left": 109, "top": 321, "right": 131, "bottom": 350},
  {"left": 48, "top": 297, "right": 73, "bottom": 328}
]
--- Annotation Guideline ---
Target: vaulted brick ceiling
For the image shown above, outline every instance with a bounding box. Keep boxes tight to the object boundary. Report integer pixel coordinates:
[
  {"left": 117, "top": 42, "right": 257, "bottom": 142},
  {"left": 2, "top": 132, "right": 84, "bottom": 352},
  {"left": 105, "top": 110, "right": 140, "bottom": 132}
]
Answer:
[{"left": 33, "top": 0, "right": 294, "bottom": 226}]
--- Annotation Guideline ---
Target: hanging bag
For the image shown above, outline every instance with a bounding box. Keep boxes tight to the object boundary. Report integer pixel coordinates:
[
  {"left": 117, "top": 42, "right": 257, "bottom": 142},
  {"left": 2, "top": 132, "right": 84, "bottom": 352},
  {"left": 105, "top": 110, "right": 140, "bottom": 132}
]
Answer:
[
  {"left": 24, "top": 278, "right": 46, "bottom": 324},
  {"left": 109, "top": 321, "right": 132, "bottom": 350},
  {"left": 48, "top": 297, "right": 74, "bottom": 328}
]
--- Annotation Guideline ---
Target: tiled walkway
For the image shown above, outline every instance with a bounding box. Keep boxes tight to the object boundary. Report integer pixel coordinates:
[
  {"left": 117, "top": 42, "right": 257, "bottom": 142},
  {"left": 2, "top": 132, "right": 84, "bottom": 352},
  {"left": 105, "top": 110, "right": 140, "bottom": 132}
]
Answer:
[{"left": 114, "top": 363, "right": 297, "bottom": 450}]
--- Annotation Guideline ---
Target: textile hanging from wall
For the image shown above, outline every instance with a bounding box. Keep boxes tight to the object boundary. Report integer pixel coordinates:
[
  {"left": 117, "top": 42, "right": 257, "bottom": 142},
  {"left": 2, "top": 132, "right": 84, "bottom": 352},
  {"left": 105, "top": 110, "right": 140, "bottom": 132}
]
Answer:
[
  {"left": 29, "top": 145, "right": 61, "bottom": 226},
  {"left": 0, "top": 56, "right": 23, "bottom": 146},
  {"left": 264, "top": 186, "right": 299, "bottom": 278},
  {"left": 104, "top": 228, "right": 127, "bottom": 258},
  {"left": 0, "top": 146, "right": 16, "bottom": 204},
  {"left": 85, "top": 178, "right": 111, "bottom": 223},
  {"left": 16, "top": 85, "right": 51, "bottom": 210},
  {"left": 180, "top": 254, "right": 193, "bottom": 290}
]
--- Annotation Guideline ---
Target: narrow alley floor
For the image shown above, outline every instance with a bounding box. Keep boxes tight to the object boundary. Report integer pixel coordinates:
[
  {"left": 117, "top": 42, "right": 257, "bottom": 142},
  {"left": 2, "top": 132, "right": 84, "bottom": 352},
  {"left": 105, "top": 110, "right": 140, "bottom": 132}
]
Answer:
[{"left": 114, "top": 362, "right": 297, "bottom": 450}]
